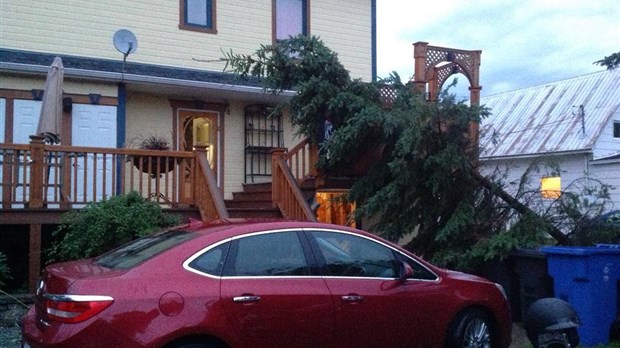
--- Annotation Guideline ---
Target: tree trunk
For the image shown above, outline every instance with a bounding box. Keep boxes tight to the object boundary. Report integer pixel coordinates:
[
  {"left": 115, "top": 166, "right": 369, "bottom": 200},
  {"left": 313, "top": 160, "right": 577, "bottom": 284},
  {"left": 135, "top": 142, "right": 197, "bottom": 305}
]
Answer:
[{"left": 470, "top": 169, "right": 571, "bottom": 245}]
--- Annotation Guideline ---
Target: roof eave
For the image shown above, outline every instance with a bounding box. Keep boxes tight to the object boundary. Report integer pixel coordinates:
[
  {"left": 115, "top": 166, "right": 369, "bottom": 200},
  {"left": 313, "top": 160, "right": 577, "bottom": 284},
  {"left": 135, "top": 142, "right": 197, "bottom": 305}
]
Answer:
[
  {"left": 480, "top": 148, "right": 592, "bottom": 162},
  {"left": 0, "top": 62, "right": 296, "bottom": 98}
]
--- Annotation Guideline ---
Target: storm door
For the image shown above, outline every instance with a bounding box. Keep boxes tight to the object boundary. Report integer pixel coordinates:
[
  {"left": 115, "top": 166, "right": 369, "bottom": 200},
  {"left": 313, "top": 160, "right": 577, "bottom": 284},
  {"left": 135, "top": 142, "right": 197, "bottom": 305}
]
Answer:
[{"left": 178, "top": 110, "right": 219, "bottom": 184}]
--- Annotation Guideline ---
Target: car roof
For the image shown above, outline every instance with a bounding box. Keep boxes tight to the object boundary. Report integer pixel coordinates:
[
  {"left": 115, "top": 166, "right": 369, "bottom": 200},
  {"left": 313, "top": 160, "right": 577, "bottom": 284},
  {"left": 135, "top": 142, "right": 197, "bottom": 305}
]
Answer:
[
  {"left": 174, "top": 219, "right": 389, "bottom": 244},
  {"left": 184, "top": 219, "right": 360, "bottom": 236},
  {"left": 172, "top": 218, "right": 442, "bottom": 275}
]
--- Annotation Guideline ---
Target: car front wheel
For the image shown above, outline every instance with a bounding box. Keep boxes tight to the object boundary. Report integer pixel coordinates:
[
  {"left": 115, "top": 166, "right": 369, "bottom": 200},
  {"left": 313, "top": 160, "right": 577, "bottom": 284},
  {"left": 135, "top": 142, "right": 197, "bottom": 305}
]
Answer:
[{"left": 447, "top": 309, "right": 495, "bottom": 348}]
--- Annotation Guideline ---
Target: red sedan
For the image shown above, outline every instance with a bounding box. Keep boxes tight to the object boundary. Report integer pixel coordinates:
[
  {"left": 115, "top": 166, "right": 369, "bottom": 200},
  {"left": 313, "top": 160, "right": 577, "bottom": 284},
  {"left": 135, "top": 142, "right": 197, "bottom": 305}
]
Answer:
[{"left": 22, "top": 220, "right": 511, "bottom": 348}]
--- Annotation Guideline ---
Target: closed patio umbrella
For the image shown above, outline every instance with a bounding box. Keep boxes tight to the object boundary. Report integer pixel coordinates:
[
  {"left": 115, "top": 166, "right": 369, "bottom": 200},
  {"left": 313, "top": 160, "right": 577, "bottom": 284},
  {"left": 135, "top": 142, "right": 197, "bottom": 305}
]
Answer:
[{"left": 37, "top": 56, "right": 64, "bottom": 144}]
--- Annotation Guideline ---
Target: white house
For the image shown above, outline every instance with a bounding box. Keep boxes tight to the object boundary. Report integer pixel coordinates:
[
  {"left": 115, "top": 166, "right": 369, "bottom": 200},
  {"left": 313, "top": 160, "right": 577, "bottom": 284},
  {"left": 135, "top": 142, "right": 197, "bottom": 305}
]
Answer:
[{"left": 479, "top": 69, "right": 620, "bottom": 209}]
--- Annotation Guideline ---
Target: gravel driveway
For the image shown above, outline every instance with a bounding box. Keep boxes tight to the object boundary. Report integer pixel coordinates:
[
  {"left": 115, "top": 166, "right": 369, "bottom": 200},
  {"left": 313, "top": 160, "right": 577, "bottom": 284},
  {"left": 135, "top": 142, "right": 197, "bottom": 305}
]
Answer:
[{"left": 0, "top": 325, "right": 21, "bottom": 348}]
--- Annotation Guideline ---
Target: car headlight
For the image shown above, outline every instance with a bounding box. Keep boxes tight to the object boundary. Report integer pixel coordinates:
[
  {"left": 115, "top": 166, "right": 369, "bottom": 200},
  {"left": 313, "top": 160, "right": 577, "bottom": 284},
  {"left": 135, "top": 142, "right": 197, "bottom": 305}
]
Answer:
[{"left": 494, "top": 283, "right": 508, "bottom": 300}]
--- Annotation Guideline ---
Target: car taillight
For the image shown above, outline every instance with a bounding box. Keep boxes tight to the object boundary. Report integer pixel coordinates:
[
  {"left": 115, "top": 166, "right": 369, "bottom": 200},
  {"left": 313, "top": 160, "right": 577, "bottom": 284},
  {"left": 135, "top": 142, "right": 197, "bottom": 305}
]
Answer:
[{"left": 44, "top": 294, "right": 114, "bottom": 324}]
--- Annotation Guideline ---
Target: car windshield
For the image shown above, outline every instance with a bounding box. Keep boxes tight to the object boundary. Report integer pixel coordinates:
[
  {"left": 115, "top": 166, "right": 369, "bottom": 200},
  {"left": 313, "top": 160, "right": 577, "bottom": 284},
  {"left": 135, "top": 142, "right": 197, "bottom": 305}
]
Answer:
[{"left": 95, "top": 230, "right": 197, "bottom": 269}]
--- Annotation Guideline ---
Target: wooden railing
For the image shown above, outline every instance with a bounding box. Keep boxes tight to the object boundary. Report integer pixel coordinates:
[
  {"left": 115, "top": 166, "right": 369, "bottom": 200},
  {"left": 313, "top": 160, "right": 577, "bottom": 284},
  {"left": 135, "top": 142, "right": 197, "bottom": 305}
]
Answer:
[
  {"left": 0, "top": 135, "right": 226, "bottom": 219},
  {"left": 272, "top": 148, "right": 317, "bottom": 221},
  {"left": 285, "top": 138, "right": 319, "bottom": 182},
  {"left": 194, "top": 144, "right": 229, "bottom": 221}
]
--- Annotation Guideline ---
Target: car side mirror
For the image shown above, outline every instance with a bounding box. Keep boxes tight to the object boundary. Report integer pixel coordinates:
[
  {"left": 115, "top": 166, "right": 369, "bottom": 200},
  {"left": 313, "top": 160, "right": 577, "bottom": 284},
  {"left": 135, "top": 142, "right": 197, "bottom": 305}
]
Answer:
[{"left": 399, "top": 261, "right": 414, "bottom": 281}]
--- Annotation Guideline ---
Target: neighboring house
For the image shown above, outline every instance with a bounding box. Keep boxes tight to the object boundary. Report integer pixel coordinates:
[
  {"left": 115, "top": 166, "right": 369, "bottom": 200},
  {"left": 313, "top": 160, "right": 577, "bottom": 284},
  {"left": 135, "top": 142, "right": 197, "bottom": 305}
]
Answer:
[
  {"left": 0, "top": 0, "right": 376, "bottom": 291},
  {"left": 479, "top": 69, "right": 620, "bottom": 209}
]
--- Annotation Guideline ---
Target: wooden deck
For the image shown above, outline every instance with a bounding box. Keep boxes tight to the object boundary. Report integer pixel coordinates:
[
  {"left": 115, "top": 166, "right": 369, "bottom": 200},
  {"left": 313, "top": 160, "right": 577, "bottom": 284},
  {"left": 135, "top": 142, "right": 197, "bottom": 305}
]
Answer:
[{"left": 0, "top": 135, "right": 319, "bottom": 292}]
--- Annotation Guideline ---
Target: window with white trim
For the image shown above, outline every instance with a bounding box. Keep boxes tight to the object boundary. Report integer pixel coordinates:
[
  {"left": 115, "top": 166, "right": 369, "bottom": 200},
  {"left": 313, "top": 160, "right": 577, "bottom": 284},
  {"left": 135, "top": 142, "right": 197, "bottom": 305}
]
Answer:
[{"left": 614, "top": 121, "right": 620, "bottom": 139}]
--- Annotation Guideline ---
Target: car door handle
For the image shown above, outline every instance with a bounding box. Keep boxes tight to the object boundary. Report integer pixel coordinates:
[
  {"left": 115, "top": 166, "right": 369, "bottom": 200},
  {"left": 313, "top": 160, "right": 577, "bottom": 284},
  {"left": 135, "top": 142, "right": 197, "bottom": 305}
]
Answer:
[
  {"left": 233, "top": 295, "right": 261, "bottom": 303},
  {"left": 341, "top": 295, "right": 363, "bottom": 302}
]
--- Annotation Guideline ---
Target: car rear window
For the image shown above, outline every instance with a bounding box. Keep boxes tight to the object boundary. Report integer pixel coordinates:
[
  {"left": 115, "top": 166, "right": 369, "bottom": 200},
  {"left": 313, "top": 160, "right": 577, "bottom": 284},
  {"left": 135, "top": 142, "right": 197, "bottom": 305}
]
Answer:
[{"left": 95, "top": 230, "right": 197, "bottom": 269}]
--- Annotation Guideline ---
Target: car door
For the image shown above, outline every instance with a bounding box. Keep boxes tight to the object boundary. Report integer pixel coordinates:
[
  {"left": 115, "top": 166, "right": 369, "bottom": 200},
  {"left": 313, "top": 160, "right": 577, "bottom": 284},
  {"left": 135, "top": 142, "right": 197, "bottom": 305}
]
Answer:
[
  {"left": 307, "top": 229, "right": 444, "bottom": 348},
  {"left": 219, "top": 230, "right": 335, "bottom": 348}
]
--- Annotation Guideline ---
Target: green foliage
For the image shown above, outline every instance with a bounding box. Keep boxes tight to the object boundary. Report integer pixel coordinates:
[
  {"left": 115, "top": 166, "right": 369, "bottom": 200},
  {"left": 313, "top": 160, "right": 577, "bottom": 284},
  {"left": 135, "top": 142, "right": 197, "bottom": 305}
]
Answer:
[
  {"left": 48, "top": 191, "right": 180, "bottom": 262},
  {"left": 595, "top": 51, "right": 620, "bottom": 70},
  {"left": 223, "top": 35, "right": 377, "bottom": 144},
  {"left": 0, "top": 252, "right": 11, "bottom": 288},
  {"left": 224, "top": 35, "right": 619, "bottom": 273}
]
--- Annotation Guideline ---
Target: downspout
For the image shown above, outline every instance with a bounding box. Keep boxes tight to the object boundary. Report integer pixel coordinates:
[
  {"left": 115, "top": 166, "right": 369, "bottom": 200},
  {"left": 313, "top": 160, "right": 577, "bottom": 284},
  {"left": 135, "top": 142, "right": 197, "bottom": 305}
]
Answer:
[
  {"left": 371, "top": 0, "right": 377, "bottom": 82},
  {"left": 584, "top": 152, "right": 590, "bottom": 189},
  {"left": 116, "top": 82, "right": 127, "bottom": 195}
]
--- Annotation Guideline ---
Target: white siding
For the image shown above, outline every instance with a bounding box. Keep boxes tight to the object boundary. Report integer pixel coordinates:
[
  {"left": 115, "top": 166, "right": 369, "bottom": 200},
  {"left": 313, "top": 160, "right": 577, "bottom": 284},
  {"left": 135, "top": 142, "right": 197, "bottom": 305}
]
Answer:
[
  {"left": 480, "top": 153, "right": 620, "bottom": 209},
  {"left": 590, "top": 161, "right": 620, "bottom": 209},
  {"left": 1, "top": 0, "right": 372, "bottom": 80},
  {"left": 592, "top": 107, "right": 620, "bottom": 159}
]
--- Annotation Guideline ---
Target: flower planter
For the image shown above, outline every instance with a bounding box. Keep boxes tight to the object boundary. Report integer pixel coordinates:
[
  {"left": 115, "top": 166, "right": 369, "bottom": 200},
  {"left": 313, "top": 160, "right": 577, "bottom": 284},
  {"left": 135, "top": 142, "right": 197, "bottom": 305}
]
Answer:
[{"left": 132, "top": 156, "right": 177, "bottom": 178}]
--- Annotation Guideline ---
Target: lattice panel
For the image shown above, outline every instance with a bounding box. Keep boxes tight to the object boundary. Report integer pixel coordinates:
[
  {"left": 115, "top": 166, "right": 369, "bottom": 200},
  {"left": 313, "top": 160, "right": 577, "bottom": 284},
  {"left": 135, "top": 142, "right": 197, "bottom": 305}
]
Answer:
[
  {"left": 435, "top": 63, "right": 469, "bottom": 90},
  {"left": 425, "top": 47, "right": 477, "bottom": 83},
  {"left": 378, "top": 85, "right": 397, "bottom": 109}
]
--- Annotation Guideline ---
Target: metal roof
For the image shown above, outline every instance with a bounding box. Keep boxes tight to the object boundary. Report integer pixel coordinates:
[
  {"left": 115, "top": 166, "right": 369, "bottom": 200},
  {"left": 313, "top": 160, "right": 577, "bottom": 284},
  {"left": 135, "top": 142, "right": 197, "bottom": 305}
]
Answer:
[{"left": 479, "top": 69, "right": 620, "bottom": 159}]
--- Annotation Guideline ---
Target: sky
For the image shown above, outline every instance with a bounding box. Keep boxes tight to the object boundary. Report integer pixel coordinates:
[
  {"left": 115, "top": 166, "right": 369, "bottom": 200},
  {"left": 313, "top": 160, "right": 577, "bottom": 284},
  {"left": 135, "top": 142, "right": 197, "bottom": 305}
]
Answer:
[{"left": 376, "top": 0, "right": 620, "bottom": 99}]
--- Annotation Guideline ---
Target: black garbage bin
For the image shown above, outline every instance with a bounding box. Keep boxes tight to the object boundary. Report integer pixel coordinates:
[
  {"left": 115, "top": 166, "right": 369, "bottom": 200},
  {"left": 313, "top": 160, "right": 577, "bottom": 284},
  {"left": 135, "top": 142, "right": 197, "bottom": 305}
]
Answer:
[{"left": 513, "top": 249, "right": 554, "bottom": 322}]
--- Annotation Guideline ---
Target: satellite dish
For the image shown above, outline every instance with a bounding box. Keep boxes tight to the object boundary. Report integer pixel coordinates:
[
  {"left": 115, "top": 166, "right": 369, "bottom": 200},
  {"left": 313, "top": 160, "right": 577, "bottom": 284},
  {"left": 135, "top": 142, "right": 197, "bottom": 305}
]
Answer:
[{"left": 113, "top": 29, "right": 138, "bottom": 56}]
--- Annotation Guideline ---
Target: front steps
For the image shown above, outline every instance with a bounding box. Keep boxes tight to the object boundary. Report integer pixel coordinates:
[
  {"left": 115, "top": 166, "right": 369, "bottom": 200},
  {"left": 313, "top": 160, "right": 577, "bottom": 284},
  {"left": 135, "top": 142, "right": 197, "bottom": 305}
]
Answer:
[{"left": 225, "top": 183, "right": 282, "bottom": 219}]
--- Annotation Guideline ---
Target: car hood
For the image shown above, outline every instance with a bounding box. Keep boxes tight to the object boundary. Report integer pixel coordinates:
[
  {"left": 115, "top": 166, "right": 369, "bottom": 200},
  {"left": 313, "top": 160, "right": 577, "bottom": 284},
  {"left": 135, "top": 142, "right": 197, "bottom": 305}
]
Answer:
[{"left": 443, "top": 269, "right": 490, "bottom": 283}]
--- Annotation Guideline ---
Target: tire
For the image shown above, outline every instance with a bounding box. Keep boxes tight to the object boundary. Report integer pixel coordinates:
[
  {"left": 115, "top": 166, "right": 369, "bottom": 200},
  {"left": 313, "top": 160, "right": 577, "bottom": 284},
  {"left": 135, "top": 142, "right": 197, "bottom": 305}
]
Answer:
[{"left": 446, "top": 309, "right": 495, "bottom": 348}]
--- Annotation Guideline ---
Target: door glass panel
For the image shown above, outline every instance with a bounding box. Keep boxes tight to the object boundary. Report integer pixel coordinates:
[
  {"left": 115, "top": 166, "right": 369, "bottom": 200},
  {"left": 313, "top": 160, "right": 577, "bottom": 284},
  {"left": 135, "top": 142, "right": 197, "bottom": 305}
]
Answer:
[
  {"left": 181, "top": 112, "right": 217, "bottom": 169},
  {"left": 312, "top": 231, "right": 398, "bottom": 278},
  {"left": 181, "top": 114, "right": 216, "bottom": 169},
  {"left": 230, "top": 232, "right": 309, "bottom": 276}
]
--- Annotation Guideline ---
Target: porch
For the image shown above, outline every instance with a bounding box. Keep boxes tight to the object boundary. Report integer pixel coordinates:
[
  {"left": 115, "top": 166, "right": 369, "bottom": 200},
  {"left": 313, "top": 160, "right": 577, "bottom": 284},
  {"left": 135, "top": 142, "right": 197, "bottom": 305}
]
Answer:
[{"left": 0, "top": 136, "right": 321, "bottom": 291}]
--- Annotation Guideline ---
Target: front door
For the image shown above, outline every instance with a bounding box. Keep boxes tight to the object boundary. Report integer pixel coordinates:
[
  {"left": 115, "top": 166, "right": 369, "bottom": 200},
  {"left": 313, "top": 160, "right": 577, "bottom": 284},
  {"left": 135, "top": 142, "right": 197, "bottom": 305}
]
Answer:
[
  {"left": 71, "top": 104, "right": 116, "bottom": 203},
  {"left": 178, "top": 110, "right": 218, "bottom": 173},
  {"left": 12, "top": 100, "right": 43, "bottom": 206},
  {"left": 178, "top": 110, "right": 219, "bottom": 201}
]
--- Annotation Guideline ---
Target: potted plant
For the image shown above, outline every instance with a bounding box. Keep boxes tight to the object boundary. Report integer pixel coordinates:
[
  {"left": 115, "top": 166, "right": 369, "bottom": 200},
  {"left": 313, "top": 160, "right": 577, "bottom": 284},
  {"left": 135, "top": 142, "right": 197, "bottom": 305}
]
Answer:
[{"left": 131, "top": 134, "right": 176, "bottom": 177}]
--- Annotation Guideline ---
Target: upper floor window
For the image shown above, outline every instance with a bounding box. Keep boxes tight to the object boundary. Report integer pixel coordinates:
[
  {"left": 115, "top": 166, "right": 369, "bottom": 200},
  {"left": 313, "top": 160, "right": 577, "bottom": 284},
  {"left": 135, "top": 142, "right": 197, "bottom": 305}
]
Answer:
[
  {"left": 274, "top": 0, "right": 309, "bottom": 41},
  {"left": 614, "top": 121, "right": 620, "bottom": 138},
  {"left": 180, "top": 0, "right": 217, "bottom": 34}
]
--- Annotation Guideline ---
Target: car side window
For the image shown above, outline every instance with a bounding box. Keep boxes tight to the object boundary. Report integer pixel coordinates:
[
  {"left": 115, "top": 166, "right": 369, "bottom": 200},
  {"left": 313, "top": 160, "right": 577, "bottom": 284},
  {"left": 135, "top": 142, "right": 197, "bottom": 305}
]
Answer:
[
  {"left": 396, "top": 253, "right": 439, "bottom": 281},
  {"left": 229, "top": 232, "right": 310, "bottom": 277},
  {"left": 188, "top": 241, "right": 230, "bottom": 276},
  {"left": 311, "top": 231, "right": 398, "bottom": 278}
]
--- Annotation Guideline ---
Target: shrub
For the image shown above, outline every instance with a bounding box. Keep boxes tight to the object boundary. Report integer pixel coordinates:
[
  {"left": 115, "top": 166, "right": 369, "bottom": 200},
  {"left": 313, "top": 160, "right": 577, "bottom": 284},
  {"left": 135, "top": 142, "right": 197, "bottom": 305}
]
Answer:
[
  {"left": 48, "top": 191, "right": 180, "bottom": 262},
  {"left": 0, "top": 252, "right": 11, "bottom": 288}
]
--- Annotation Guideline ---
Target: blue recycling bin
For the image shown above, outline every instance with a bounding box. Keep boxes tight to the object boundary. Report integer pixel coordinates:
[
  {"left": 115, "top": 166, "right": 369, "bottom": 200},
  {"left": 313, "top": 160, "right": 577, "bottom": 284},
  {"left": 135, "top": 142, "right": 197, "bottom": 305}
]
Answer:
[{"left": 542, "top": 245, "right": 620, "bottom": 346}]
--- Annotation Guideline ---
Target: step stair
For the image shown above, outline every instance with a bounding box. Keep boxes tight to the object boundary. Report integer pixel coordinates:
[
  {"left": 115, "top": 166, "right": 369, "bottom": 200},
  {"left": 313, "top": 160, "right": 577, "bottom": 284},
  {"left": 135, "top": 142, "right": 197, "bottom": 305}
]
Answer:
[{"left": 225, "top": 182, "right": 283, "bottom": 219}]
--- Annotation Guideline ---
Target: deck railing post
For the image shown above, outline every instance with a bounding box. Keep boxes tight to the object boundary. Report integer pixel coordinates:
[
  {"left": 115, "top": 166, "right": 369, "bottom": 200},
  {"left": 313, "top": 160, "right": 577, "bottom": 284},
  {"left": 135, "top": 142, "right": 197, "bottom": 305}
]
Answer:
[
  {"left": 29, "top": 135, "right": 46, "bottom": 208},
  {"left": 193, "top": 144, "right": 208, "bottom": 206},
  {"left": 271, "top": 148, "right": 287, "bottom": 207}
]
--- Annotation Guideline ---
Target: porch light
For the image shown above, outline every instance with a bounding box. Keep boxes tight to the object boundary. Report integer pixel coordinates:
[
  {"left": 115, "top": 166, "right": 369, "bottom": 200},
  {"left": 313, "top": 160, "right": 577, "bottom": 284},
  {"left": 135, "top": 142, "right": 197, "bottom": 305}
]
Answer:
[
  {"left": 31, "top": 89, "right": 44, "bottom": 100},
  {"left": 88, "top": 93, "right": 101, "bottom": 104}
]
